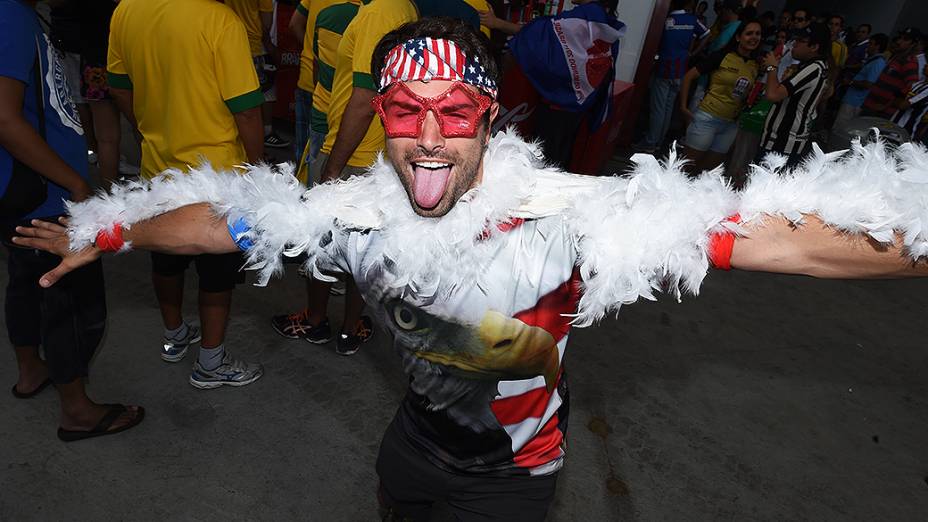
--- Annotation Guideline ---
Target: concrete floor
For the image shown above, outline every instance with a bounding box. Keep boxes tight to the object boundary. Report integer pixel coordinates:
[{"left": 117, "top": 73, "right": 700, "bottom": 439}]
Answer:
[{"left": 1, "top": 246, "right": 927, "bottom": 521}]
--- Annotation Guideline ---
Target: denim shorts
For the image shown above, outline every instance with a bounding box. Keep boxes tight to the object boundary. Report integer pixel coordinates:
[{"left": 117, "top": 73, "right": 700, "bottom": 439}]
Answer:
[{"left": 685, "top": 109, "right": 738, "bottom": 153}]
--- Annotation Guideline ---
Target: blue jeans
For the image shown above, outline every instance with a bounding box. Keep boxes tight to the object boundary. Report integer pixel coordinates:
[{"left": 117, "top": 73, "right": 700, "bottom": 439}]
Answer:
[
  {"left": 308, "top": 129, "right": 325, "bottom": 164},
  {"left": 643, "top": 76, "right": 682, "bottom": 148},
  {"left": 294, "top": 87, "right": 313, "bottom": 162}
]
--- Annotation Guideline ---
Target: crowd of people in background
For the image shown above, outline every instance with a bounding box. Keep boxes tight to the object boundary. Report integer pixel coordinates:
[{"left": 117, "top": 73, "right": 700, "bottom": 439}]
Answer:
[{"left": 639, "top": 0, "right": 928, "bottom": 186}]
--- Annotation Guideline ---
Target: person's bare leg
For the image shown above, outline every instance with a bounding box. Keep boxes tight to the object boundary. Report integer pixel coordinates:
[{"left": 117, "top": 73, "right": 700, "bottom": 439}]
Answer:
[
  {"left": 13, "top": 345, "right": 48, "bottom": 394},
  {"left": 89, "top": 100, "right": 122, "bottom": 187},
  {"left": 682, "top": 146, "right": 706, "bottom": 176},
  {"left": 262, "top": 102, "right": 273, "bottom": 138},
  {"left": 696, "top": 151, "right": 728, "bottom": 175},
  {"left": 341, "top": 277, "right": 365, "bottom": 334},
  {"left": 306, "top": 277, "right": 333, "bottom": 326},
  {"left": 56, "top": 378, "right": 141, "bottom": 431},
  {"left": 198, "top": 290, "right": 231, "bottom": 348},
  {"left": 152, "top": 272, "right": 185, "bottom": 330}
]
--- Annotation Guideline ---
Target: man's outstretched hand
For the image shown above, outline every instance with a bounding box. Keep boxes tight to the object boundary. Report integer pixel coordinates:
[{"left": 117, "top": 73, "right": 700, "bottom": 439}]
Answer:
[{"left": 12, "top": 218, "right": 103, "bottom": 288}]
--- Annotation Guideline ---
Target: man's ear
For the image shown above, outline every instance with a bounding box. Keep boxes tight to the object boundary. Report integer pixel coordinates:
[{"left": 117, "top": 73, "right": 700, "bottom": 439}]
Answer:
[{"left": 485, "top": 102, "right": 500, "bottom": 144}]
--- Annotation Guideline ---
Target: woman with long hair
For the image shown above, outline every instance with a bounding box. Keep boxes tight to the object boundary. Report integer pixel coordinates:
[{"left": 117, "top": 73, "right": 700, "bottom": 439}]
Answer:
[{"left": 679, "top": 19, "right": 763, "bottom": 173}]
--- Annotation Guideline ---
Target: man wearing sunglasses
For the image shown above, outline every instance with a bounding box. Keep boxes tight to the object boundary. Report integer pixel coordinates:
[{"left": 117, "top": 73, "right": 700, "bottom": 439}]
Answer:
[
  {"left": 14, "top": 17, "right": 928, "bottom": 521},
  {"left": 776, "top": 6, "right": 810, "bottom": 80}
]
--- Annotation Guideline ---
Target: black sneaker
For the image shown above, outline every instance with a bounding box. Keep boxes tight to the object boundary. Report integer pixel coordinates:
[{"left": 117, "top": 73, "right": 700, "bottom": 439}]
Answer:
[
  {"left": 304, "top": 317, "right": 333, "bottom": 344},
  {"left": 264, "top": 132, "right": 291, "bottom": 149},
  {"left": 270, "top": 308, "right": 313, "bottom": 339},
  {"left": 335, "top": 316, "right": 373, "bottom": 356}
]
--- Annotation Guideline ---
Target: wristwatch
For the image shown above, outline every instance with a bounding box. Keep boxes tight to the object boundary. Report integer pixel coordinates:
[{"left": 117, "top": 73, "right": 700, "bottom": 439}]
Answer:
[{"left": 765, "top": 65, "right": 777, "bottom": 73}]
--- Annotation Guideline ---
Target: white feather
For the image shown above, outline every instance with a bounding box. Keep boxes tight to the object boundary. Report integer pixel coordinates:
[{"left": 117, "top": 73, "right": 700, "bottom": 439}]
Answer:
[{"left": 65, "top": 131, "right": 928, "bottom": 326}]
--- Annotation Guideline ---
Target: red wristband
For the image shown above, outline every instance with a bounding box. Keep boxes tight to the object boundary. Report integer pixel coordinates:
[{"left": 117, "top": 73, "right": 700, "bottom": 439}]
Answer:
[
  {"left": 94, "top": 223, "right": 125, "bottom": 252},
  {"left": 707, "top": 214, "right": 741, "bottom": 270}
]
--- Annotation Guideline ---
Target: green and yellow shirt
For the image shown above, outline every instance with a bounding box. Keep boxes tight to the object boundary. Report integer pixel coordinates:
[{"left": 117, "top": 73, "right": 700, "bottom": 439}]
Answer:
[
  {"left": 107, "top": 0, "right": 262, "bottom": 177},
  {"left": 696, "top": 49, "right": 759, "bottom": 121}
]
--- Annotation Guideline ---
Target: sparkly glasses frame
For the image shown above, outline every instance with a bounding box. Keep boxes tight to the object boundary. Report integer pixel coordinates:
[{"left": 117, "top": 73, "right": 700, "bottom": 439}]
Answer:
[{"left": 372, "top": 82, "right": 494, "bottom": 139}]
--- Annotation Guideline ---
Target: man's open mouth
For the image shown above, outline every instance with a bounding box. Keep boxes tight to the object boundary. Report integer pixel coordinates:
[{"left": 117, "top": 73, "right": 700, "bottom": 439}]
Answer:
[{"left": 411, "top": 160, "right": 453, "bottom": 209}]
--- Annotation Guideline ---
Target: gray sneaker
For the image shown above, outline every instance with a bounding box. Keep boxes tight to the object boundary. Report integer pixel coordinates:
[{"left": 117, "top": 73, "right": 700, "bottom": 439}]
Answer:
[
  {"left": 189, "top": 352, "right": 263, "bottom": 389},
  {"left": 161, "top": 324, "right": 201, "bottom": 363}
]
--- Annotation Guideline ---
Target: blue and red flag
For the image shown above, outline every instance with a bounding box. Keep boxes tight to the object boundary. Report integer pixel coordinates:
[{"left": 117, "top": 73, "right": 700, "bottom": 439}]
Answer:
[{"left": 508, "top": 3, "right": 625, "bottom": 129}]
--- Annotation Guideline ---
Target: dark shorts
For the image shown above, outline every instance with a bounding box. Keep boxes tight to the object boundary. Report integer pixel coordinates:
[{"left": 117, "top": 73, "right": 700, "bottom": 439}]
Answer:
[
  {"left": 150, "top": 252, "right": 245, "bottom": 292},
  {"left": 533, "top": 103, "right": 585, "bottom": 171},
  {"left": 376, "top": 418, "right": 559, "bottom": 522},
  {"left": 5, "top": 244, "right": 107, "bottom": 384},
  {"left": 755, "top": 143, "right": 812, "bottom": 173}
]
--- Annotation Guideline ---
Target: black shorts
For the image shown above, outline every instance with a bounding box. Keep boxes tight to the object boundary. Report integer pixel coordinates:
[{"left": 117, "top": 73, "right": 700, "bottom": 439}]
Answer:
[
  {"left": 150, "top": 252, "right": 245, "bottom": 292},
  {"left": 5, "top": 245, "right": 107, "bottom": 384},
  {"left": 376, "top": 418, "right": 559, "bottom": 522}
]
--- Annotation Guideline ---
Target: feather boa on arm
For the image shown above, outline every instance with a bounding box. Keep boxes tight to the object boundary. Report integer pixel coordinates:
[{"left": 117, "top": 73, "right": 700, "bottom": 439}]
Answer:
[
  {"left": 65, "top": 163, "right": 383, "bottom": 285},
  {"left": 63, "top": 130, "right": 928, "bottom": 326},
  {"left": 540, "top": 138, "right": 928, "bottom": 326}
]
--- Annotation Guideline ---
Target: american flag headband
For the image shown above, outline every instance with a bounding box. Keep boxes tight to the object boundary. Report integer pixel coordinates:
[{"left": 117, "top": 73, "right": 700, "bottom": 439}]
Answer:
[{"left": 378, "top": 37, "right": 498, "bottom": 98}]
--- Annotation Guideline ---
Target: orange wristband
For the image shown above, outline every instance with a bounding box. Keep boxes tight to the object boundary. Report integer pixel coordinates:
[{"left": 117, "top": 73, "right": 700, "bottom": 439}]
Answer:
[
  {"left": 94, "top": 223, "right": 125, "bottom": 252},
  {"left": 707, "top": 214, "right": 740, "bottom": 270}
]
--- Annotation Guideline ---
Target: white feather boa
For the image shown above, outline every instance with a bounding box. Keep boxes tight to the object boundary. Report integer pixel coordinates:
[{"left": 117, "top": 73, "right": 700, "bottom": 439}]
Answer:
[{"left": 65, "top": 130, "right": 928, "bottom": 326}]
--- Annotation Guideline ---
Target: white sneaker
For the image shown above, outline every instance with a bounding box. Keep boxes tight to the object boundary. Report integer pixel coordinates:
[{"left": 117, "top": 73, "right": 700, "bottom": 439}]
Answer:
[
  {"left": 189, "top": 352, "right": 263, "bottom": 389},
  {"left": 161, "top": 324, "right": 201, "bottom": 363}
]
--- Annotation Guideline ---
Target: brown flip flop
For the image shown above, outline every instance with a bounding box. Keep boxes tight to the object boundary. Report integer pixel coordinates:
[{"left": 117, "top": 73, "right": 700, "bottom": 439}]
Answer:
[
  {"left": 57, "top": 404, "right": 145, "bottom": 442},
  {"left": 11, "top": 378, "right": 52, "bottom": 399}
]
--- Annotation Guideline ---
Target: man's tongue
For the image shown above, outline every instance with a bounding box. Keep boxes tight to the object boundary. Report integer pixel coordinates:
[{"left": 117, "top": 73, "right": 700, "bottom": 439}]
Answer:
[{"left": 412, "top": 164, "right": 452, "bottom": 209}]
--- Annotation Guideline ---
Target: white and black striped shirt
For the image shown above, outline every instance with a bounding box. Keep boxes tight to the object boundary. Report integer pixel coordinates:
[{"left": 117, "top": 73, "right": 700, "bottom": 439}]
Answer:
[
  {"left": 892, "top": 80, "right": 928, "bottom": 137},
  {"left": 762, "top": 59, "right": 828, "bottom": 156}
]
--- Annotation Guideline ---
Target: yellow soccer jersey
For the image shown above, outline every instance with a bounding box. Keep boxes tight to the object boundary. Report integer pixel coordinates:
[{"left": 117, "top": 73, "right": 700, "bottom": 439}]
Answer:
[
  {"left": 309, "top": 0, "right": 366, "bottom": 135},
  {"left": 107, "top": 0, "right": 263, "bottom": 177},
  {"left": 295, "top": 0, "right": 366, "bottom": 183},
  {"left": 462, "top": 0, "right": 492, "bottom": 38},
  {"left": 321, "top": 0, "right": 418, "bottom": 168},
  {"left": 696, "top": 50, "right": 759, "bottom": 121},
  {"left": 296, "top": 0, "right": 339, "bottom": 92},
  {"left": 225, "top": 0, "right": 274, "bottom": 57},
  {"left": 832, "top": 40, "right": 848, "bottom": 69}
]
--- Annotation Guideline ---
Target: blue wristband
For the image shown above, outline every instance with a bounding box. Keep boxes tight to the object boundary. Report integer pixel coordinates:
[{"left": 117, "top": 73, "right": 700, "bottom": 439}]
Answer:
[{"left": 227, "top": 215, "right": 255, "bottom": 251}]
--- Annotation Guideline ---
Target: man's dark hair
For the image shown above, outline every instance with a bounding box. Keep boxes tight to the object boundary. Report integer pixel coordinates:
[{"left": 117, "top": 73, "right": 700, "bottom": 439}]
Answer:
[
  {"left": 671, "top": 0, "right": 689, "bottom": 11},
  {"left": 829, "top": 14, "right": 844, "bottom": 25},
  {"left": 805, "top": 22, "right": 832, "bottom": 58},
  {"left": 858, "top": 23, "right": 872, "bottom": 34},
  {"left": 739, "top": 5, "right": 757, "bottom": 21},
  {"left": 871, "top": 33, "right": 889, "bottom": 53},
  {"left": 371, "top": 17, "right": 498, "bottom": 95},
  {"left": 792, "top": 7, "right": 809, "bottom": 19}
]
